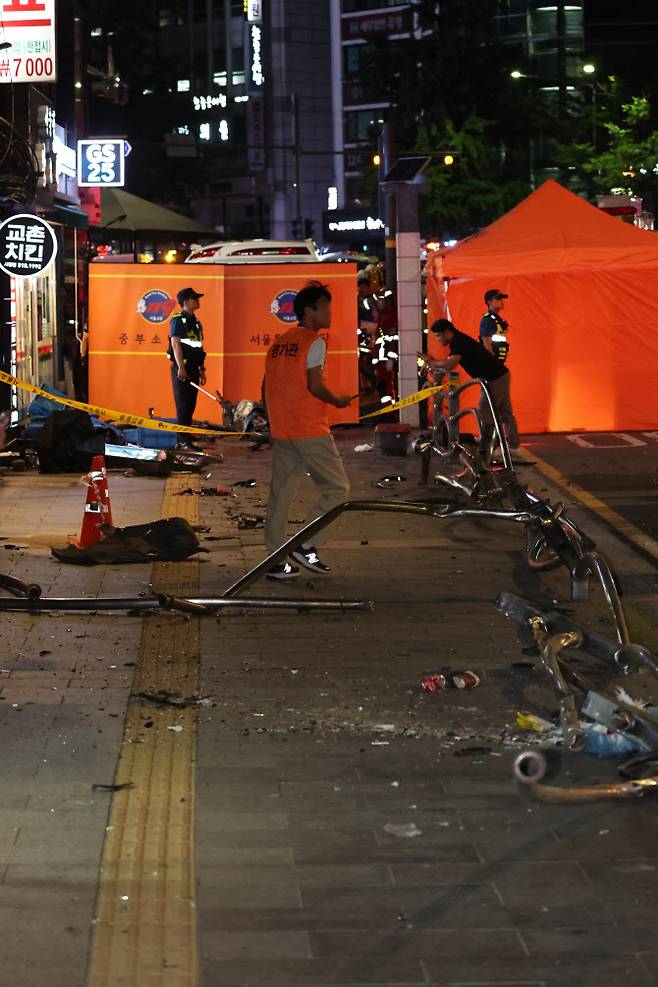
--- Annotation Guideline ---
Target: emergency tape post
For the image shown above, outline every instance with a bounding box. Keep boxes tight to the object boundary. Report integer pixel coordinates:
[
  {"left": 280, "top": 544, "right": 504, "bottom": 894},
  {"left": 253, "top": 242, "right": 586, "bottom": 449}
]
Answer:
[{"left": 0, "top": 370, "right": 235, "bottom": 438}]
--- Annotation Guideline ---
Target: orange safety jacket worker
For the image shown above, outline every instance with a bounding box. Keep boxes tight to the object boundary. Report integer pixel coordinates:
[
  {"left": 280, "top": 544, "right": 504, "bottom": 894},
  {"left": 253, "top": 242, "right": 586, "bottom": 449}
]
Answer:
[{"left": 265, "top": 327, "right": 330, "bottom": 440}]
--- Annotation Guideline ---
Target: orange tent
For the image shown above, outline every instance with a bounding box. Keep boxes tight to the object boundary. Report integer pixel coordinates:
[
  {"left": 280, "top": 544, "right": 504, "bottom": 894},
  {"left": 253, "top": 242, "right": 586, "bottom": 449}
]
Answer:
[{"left": 426, "top": 179, "right": 658, "bottom": 433}]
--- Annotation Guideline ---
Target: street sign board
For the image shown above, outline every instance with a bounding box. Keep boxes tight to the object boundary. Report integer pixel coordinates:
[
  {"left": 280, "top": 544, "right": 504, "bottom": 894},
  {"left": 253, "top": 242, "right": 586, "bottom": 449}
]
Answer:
[
  {"left": 0, "top": 0, "right": 56, "bottom": 83},
  {"left": 323, "top": 208, "right": 385, "bottom": 244},
  {"left": 0, "top": 213, "right": 57, "bottom": 278},
  {"left": 246, "top": 21, "right": 264, "bottom": 91},
  {"left": 246, "top": 0, "right": 262, "bottom": 22},
  {"left": 77, "top": 139, "right": 126, "bottom": 187}
]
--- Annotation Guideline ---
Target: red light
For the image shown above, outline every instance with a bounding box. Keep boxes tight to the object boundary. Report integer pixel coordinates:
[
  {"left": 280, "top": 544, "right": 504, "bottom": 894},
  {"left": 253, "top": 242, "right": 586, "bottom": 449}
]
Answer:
[{"left": 191, "top": 247, "right": 220, "bottom": 259}]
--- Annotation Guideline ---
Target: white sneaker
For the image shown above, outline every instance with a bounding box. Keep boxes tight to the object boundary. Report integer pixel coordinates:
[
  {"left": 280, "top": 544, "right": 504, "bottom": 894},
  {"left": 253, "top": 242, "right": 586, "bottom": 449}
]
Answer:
[
  {"left": 290, "top": 546, "right": 331, "bottom": 575},
  {"left": 266, "top": 562, "right": 300, "bottom": 581}
]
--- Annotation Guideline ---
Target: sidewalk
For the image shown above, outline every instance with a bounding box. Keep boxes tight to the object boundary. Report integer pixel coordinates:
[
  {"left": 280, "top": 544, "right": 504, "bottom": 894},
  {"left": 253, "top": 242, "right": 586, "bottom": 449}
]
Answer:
[{"left": 0, "top": 434, "right": 657, "bottom": 986}]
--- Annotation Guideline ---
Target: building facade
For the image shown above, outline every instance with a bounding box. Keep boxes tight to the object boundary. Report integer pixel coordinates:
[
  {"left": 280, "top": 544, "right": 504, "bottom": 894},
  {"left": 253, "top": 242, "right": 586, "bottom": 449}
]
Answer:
[{"left": 90, "top": 0, "right": 339, "bottom": 243}]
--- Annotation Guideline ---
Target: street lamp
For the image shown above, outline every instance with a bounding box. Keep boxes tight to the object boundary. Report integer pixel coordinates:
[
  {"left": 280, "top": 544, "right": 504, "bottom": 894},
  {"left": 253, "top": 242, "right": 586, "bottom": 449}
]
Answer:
[{"left": 510, "top": 69, "right": 598, "bottom": 146}]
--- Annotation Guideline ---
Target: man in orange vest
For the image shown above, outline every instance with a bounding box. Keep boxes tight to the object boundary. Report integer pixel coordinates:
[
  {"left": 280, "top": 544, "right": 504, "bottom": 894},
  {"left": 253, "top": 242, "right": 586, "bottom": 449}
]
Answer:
[{"left": 264, "top": 281, "right": 353, "bottom": 580}]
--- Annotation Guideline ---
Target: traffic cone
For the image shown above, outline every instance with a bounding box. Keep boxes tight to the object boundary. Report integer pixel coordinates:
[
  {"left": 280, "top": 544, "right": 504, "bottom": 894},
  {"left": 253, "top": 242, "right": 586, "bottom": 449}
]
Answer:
[
  {"left": 91, "top": 455, "right": 113, "bottom": 528},
  {"left": 70, "top": 455, "right": 112, "bottom": 548}
]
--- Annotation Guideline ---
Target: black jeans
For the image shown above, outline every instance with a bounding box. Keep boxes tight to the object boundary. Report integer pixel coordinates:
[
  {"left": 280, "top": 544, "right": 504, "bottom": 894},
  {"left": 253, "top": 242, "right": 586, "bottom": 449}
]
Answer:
[{"left": 171, "top": 364, "right": 201, "bottom": 441}]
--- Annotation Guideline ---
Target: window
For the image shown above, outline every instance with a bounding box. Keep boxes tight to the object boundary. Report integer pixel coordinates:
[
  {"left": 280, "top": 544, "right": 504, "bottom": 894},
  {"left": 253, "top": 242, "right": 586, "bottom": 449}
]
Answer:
[
  {"left": 343, "top": 43, "right": 377, "bottom": 80},
  {"left": 344, "top": 109, "right": 383, "bottom": 143},
  {"left": 177, "top": 79, "right": 190, "bottom": 92}
]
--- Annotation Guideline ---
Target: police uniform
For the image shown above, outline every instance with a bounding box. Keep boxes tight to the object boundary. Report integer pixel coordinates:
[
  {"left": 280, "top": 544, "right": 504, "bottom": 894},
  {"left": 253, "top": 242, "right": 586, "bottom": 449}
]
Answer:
[
  {"left": 167, "top": 303, "right": 206, "bottom": 436},
  {"left": 479, "top": 309, "right": 509, "bottom": 364}
]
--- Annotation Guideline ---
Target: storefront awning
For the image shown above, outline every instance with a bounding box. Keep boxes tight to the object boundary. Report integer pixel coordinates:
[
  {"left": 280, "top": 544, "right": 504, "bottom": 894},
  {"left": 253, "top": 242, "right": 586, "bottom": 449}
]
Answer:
[{"left": 97, "top": 189, "right": 218, "bottom": 238}]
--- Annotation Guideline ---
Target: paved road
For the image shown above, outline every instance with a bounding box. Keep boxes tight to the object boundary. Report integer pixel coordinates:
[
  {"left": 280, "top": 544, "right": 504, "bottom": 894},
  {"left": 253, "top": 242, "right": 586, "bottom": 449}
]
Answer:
[{"left": 524, "top": 431, "right": 658, "bottom": 546}]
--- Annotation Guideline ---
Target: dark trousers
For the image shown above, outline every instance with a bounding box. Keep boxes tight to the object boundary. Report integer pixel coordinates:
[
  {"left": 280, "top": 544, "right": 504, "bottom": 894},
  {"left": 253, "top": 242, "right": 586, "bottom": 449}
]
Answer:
[
  {"left": 478, "top": 370, "right": 520, "bottom": 453},
  {"left": 171, "top": 364, "right": 200, "bottom": 440}
]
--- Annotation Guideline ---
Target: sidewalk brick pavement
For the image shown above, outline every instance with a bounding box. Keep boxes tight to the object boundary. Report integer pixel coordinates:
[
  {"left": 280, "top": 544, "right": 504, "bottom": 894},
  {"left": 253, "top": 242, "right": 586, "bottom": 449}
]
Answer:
[{"left": 0, "top": 434, "right": 657, "bottom": 986}]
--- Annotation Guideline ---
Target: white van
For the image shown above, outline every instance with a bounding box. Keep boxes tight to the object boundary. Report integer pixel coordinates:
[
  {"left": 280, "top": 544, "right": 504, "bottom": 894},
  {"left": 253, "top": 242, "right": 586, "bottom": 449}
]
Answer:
[{"left": 186, "top": 239, "right": 318, "bottom": 264}]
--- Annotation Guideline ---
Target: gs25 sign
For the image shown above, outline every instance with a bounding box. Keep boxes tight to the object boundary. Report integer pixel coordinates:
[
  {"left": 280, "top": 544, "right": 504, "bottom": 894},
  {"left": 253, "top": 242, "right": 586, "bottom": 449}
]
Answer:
[{"left": 77, "top": 139, "right": 127, "bottom": 188}]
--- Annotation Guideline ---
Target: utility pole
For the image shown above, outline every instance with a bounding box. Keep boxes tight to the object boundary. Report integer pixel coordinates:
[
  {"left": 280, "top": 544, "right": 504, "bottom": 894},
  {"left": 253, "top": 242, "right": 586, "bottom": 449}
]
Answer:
[
  {"left": 556, "top": 0, "right": 567, "bottom": 114},
  {"left": 379, "top": 121, "right": 396, "bottom": 289},
  {"left": 292, "top": 92, "right": 302, "bottom": 234}
]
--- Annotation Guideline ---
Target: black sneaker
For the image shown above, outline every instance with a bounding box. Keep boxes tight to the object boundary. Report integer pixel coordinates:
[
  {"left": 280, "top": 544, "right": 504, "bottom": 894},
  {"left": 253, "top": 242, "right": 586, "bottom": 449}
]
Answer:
[
  {"left": 266, "top": 562, "right": 300, "bottom": 581},
  {"left": 290, "top": 546, "right": 331, "bottom": 575}
]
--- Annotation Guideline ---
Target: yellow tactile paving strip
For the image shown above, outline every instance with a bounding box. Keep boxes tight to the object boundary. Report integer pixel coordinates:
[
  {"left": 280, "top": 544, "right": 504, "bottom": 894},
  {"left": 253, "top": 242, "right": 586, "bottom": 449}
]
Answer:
[{"left": 87, "top": 474, "right": 200, "bottom": 987}]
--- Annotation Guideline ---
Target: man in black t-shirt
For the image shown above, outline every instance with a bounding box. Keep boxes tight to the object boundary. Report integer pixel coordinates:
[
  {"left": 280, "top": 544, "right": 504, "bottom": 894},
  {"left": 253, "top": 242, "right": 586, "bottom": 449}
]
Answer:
[{"left": 429, "top": 318, "right": 520, "bottom": 453}]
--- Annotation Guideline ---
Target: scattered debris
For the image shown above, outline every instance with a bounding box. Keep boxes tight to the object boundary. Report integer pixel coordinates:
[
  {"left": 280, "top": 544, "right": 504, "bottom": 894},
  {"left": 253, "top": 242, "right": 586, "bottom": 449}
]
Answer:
[
  {"left": 422, "top": 674, "right": 447, "bottom": 692},
  {"left": 233, "top": 479, "right": 257, "bottom": 487},
  {"left": 237, "top": 515, "right": 265, "bottom": 529},
  {"left": 133, "top": 690, "right": 212, "bottom": 708},
  {"left": 92, "top": 782, "right": 134, "bottom": 792},
  {"left": 516, "top": 712, "right": 554, "bottom": 732},
  {"left": 167, "top": 725, "right": 184, "bottom": 733},
  {"left": 583, "top": 723, "right": 643, "bottom": 757},
  {"left": 423, "top": 671, "right": 481, "bottom": 692},
  {"left": 354, "top": 443, "right": 373, "bottom": 453},
  {"left": 383, "top": 822, "right": 423, "bottom": 838},
  {"left": 376, "top": 475, "right": 407, "bottom": 488},
  {"left": 175, "top": 486, "right": 235, "bottom": 497},
  {"left": 454, "top": 746, "right": 492, "bottom": 757},
  {"left": 453, "top": 670, "right": 480, "bottom": 690}
]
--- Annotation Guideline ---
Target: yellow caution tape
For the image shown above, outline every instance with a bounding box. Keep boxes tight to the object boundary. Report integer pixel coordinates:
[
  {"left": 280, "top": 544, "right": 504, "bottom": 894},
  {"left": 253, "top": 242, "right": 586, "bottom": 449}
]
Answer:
[
  {"left": 360, "top": 384, "right": 447, "bottom": 420},
  {"left": 1, "top": 369, "right": 449, "bottom": 436},
  {"left": 0, "top": 369, "right": 230, "bottom": 437}
]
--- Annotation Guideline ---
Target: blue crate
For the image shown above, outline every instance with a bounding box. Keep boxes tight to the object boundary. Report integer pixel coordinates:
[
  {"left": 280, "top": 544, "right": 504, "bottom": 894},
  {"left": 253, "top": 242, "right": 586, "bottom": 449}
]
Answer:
[{"left": 124, "top": 422, "right": 178, "bottom": 449}]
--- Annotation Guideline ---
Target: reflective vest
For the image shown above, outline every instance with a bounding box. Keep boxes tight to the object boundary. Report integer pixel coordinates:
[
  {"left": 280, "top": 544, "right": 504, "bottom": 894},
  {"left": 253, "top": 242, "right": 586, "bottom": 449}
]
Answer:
[
  {"left": 167, "top": 312, "right": 206, "bottom": 367},
  {"left": 479, "top": 310, "right": 509, "bottom": 364},
  {"left": 265, "top": 327, "right": 329, "bottom": 440}
]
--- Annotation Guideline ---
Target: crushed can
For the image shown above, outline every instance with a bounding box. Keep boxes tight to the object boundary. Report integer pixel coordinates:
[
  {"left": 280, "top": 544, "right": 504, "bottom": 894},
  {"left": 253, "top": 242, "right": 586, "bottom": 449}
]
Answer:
[
  {"left": 422, "top": 674, "right": 447, "bottom": 693},
  {"left": 452, "top": 670, "right": 480, "bottom": 690}
]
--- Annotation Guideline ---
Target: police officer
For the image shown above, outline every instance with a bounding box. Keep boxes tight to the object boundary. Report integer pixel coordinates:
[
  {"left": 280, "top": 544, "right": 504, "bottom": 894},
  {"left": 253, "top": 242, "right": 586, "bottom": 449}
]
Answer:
[
  {"left": 167, "top": 287, "right": 206, "bottom": 447},
  {"left": 479, "top": 289, "right": 509, "bottom": 364}
]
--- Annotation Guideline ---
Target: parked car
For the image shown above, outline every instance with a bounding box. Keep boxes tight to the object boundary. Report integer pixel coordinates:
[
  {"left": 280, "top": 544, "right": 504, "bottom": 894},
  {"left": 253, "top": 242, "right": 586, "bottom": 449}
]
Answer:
[{"left": 186, "top": 239, "right": 318, "bottom": 264}]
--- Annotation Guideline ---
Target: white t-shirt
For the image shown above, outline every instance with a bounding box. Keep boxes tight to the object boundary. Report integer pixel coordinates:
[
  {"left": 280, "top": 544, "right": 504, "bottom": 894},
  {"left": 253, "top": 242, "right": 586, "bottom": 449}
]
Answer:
[{"left": 306, "top": 336, "right": 327, "bottom": 369}]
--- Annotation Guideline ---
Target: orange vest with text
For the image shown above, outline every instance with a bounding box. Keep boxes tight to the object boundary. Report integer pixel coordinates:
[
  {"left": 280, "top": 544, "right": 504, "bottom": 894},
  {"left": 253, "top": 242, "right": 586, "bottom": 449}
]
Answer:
[{"left": 265, "top": 327, "right": 330, "bottom": 440}]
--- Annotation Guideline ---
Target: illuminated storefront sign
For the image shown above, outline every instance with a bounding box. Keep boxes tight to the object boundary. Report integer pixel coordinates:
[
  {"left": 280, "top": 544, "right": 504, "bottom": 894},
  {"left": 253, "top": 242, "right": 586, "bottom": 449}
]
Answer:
[
  {"left": 0, "top": 0, "right": 56, "bottom": 83},
  {"left": 0, "top": 214, "right": 57, "bottom": 278},
  {"left": 323, "top": 209, "right": 385, "bottom": 244},
  {"left": 248, "top": 22, "right": 264, "bottom": 90},
  {"left": 246, "top": 0, "right": 262, "bottom": 22},
  {"left": 77, "top": 138, "right": 126, "bottom": 187}
]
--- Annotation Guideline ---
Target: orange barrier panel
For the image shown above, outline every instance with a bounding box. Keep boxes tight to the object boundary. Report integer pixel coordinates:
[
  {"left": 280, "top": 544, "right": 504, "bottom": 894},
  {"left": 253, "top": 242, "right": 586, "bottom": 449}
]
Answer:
[{"left": 89, "top": 263, "right": 359, "bottom": 427}]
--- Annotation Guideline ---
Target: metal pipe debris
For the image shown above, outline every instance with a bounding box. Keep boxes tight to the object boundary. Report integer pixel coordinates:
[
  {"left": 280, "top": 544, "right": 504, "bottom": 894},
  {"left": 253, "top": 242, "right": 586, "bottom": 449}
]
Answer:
[
  {"left": 514, "top": 750, "right": 658, "bottom": 804},
  {"left": 0, "top": 572, "right": 41, "bottom": 599},
  {"left": 0, "top": 595, "right": 372, "bottom": 614}
]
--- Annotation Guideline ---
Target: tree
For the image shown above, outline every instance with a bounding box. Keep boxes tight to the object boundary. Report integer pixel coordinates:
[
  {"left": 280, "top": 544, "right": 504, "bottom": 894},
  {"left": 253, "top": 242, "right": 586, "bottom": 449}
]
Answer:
[
  {"left": 556, "top": 87, "right": 658, "bottom": 205},
  {"left": 414, "top": 116, "right": 530, "bottom": 237}
]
